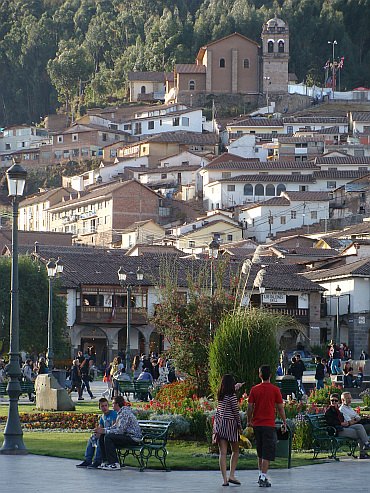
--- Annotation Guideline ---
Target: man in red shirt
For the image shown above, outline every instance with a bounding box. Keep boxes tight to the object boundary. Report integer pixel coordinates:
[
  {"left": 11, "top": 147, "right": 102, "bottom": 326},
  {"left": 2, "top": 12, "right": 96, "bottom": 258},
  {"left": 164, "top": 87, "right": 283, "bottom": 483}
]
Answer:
[{"left": 247, "top": 365, "right": 286, "bottom": 487}]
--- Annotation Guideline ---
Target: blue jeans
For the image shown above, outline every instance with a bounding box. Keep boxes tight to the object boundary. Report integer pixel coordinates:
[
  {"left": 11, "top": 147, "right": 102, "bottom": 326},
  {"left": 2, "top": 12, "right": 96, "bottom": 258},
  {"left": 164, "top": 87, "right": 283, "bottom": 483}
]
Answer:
[
  {"left": 297, "top": 379, "right": 306, "bottom": 395},
  {"left": 85, "top": 437, "right": 102, "bottom": 463},
  {"left": 331, "top": 359, "right": 342, "bottom": 374},
  {"left": 316, "top": 379, "right": 324, "bottom": 390}
]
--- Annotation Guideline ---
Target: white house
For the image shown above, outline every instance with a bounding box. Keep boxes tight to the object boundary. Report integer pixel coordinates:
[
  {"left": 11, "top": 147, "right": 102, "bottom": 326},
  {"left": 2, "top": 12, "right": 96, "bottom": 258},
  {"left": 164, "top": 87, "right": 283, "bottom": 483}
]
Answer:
[
  {"left": 227, "top": 134, "right": 269, "bottom": 162},
  {"left": 0, "top": 125, "right": 50, "bottom": 153},
  {"left": 239, "top": 191, "right": 330, "bottom": 242}
]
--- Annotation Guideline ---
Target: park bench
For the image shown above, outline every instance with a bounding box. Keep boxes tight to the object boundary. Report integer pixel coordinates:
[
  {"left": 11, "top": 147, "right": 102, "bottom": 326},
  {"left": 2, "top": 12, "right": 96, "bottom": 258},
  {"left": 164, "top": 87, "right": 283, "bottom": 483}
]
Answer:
[
  {"left": 116, "top": 420, "right": 172, "bottom": 471},
  {"left": 117, "top": 379, "right": 152, "bottom": 401},
  {"left": 279, "top": 378, "right": 303, "bottom": 402},
  {"left": 0, "top": 380, "right": 35, "bottom": 397},
  {"left": 307, "top": 414, "right": 357, "bottom": 461}
]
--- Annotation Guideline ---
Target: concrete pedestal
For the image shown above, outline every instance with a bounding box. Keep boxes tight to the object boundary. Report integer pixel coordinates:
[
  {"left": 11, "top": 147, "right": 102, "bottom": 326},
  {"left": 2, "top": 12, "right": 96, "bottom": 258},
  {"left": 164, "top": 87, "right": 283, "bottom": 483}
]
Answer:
[{"left": 35, "top": 374, "right": 75, "bottom": 411}]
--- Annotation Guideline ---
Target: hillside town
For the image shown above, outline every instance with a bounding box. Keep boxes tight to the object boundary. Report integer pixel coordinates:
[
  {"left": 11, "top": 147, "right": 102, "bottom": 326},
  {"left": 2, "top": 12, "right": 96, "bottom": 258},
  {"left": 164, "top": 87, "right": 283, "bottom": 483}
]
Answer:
[{"left": 1, "top": 15, "right": 370, "bottom": 365}]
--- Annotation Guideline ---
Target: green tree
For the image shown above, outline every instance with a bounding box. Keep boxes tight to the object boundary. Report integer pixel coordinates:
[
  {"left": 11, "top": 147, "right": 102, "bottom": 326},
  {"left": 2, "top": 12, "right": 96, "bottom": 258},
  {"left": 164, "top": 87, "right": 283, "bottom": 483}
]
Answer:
[
  {"left": 209, "top": 309, "right": 285, "bottom": 398},
  {"left": 0, "top": 255, "right": 67, "bottom": 359}
]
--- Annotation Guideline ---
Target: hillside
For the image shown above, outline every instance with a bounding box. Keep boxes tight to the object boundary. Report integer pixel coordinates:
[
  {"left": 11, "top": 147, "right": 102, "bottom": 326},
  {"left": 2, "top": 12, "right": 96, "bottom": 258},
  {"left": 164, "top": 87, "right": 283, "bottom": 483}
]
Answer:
[{"left": 0, "top": 0, "right": 369, "bottom": 126}]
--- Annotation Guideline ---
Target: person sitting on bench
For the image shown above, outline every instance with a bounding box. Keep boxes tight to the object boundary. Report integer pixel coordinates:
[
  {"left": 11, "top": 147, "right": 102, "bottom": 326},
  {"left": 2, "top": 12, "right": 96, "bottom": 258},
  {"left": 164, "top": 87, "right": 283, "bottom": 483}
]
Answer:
[{"left": 94, "top": 395, "right": 142, "bottom": 470}]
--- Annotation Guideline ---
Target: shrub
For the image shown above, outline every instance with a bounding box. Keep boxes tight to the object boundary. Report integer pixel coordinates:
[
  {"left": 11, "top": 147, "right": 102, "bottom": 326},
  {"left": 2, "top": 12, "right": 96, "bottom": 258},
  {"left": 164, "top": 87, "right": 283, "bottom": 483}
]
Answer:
[
  {"left": 155, "top": 381, "right": 197, "bottom": 404},
  {"left": 308, "top": 383, "right": 342, "bottom": 405},
  {"left": 282, "top": 400, "right": 307, "bottom": 419},
  {"left": 360, "top": 388, "right": 370, "bottom": 408},
  {"left": 209, "top": 309, "right": 286, "bottom": 397},
  {"left": 149, "top": 413, "right": 191, "bottom": 438},
  {"left": 292, "top": 414, "right": 313, "bottom": 450}
]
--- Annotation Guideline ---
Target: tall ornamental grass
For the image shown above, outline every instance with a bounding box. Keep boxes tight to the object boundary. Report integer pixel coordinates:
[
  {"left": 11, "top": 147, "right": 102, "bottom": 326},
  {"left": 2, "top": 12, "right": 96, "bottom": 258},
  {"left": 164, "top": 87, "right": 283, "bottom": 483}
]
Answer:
[{"left": 209, "top": 309, "right": 286, "bottom": 397}]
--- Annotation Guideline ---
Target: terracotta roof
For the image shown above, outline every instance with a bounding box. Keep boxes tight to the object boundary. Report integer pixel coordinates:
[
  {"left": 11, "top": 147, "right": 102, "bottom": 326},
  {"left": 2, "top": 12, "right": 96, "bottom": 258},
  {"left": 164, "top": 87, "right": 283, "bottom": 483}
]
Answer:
[
  {"left": 323, "top": 221, "right": 370, "bottom": 239},
  {"left": 127, "top": 71, "right": 170, "bottom": 82},
  {"left": 204, "top": 157, "right": 319, "bottom": 171},
  {"left": 283, "top": 191, "right": 331, "bottom": 201},
  {"left": 271, "top": 246, "right": 339, "bottom": 257},
  {"left": 351, "top": 112, "right": 370, "bottom": 122},
  {"left": 302, "top": 257, "right": 370, "bottom": 281},
  {"left": 242, "top": 197, "right": 290, "bottom": 210},
  {"left": 179, "top": 219, "right": 241, "bottom": 237},
  {"left": 60, "top": 123, "right": 129, "bottom": 135},
  {"left": 313, "top": 126, "right": 340, "bottom": 134},
  {"left": 20, "top": 187, "right": 73, "bottom": 207},
  {"left": 283, "top": 117, "right": 347, "bottom": 124},
  {"left": 314, "top": 156, "right": 370, "bottom": 165},
  {"left": 312, "top": 170, "right": 370, "bottom": 179},
  {"left": 139, "top": 164, "right": 200, "bottom": 174},
  {"left": 144, "top": 131, "right": 219, "bottom": 145},
  {"left": 227, "top": 118, "right": 284, "bottom": 127},
  {"left": 219, "top": 174, "right": 315, "bottom": 183},
  {"left": 318, "top": 237, "right": 345, "bottom": 250},
  {"left": 175, "top": 64, "right": 206, "bottom": 74}
]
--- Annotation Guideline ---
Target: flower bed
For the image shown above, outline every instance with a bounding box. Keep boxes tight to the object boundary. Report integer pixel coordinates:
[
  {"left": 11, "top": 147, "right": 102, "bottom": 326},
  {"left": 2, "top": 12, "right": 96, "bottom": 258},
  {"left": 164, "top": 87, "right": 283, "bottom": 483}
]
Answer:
[{"left": 0, "top": 412, "right": 100, "bottom": 430}]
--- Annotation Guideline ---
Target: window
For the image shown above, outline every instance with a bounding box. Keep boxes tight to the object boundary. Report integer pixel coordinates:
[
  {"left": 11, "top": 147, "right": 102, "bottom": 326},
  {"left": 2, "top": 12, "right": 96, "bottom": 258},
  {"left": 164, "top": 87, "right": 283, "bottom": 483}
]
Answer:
[
  {"left": 148, "top": 121, "right": 154, "bottom": 130},
  {"left": 115, "top": 134, "right": 119, "bottom": 141},
  {"left": 72, "top": 134, "right": 78, "bottom": 142},
  {"left": 276, "top": 184, "right": 286, "bottom": 196},
  {"left": 359, "top": 166, "right": 368, "bottom": 171},
  {"left": 255, "top": 184, "right": 264, "bottom": 196},
  {"left": 42, "top": 151, "right": 51, "bottom": 159},
  {"left": 81, "top": 148, "right": 89, "bottom": 156},
  {"left": 327, "top": 181, "right": 336, "bottom": 189},
  {"left": 244, "top": 184, "right": 253, "bottom": 196},
  {"left": 54, "top": 150, "right": 62, "bottom": 159},
  {"left": 23, "top": 153, "right": 30, "bottom": 160},
  {"left": 311, "top": 211, "right": 317, "bottom": 220},
  {"left": 123, "top": 124, "right": 131, "bottom": 131},
  {"left": 63, "top": 150, "right": 70, "bottom": 158},
  {"left": 278, "top": 40, "right": 284, "bottom": 53},
  {"left": 219, "top": 58, "right": 225, "bottom": 68},
  {"left": 182, "top": 117, "right": 189, "bottom": 126},
  {"left": 189, "top": 240, "right": 195, "bottom": 248},
  {"left": 243, "top": 59, "right": 249, "bottom": 68},
  {"left": 227, "top": 235, "right": 233, "bottom": 241},
  {"left": 142, "top": 146, "right": 146, "bottom": 153},
  {"left": 360, "top": 192, "right": 366, "bottom": 203},
  {"left": 299, "top": 185, "right": 308, "bottom": 191},
  {"left": 280, "top": 216, "right": 286, "bottom": 224},
  {"left": 222, "top": 172, "right": 231, "bottom": 179},
  {"left": 268, "top": 41, "right": 274, "bottom": 53},
  {"left": 72, "top": 149, "right": 79, "bottom": 157},
  {"left": 266, "top": 184, "right": 275, "bottom": 196},
  {"left": 189, "top": 80, "right": 195, "bottom": 90},
  {"left": 102, "top": 133, "right": 107, "bottom": 141},
  {"left": 161, "top": 173, "right": 167, "bottom": 179},
  {"left": 5, "top": 143, "right": 11, "bottom": 150},
  {"left": 173, "top": 117, "right": 180, "bottom": 127},
  {"left": 141, "top": 85, "right": 146, "bottom": 94},
  {"left": 227, "top": 185, "right": 235, "bottom": 191},
  {"left": 291, "top": 211, "right": 296, "bottom": 219},
  {"left": 134, "top": 123, "right": 142, "bottom": 135},
  {"left": 287, "top": 126, "right": 293, "bottom": 135},
  {"left": 110, "top": 149, "right": 117, "bottom": 157},
  {"left": 57, "top": 136, "right": 63, "bottom": 143}
]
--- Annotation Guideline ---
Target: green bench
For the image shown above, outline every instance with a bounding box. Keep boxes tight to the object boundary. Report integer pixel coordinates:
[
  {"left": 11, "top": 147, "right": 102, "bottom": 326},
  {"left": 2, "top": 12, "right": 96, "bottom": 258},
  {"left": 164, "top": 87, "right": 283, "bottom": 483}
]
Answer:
[
  {"left": 307, "top": 414, "right": 357, "bottom": 460},
  {"left": 117, "top": 380, "right": 152, "bottom": 401},
  {"left": 116, "top": 420, "right": 172, "bottom": 471},
  {"left": 0, "top": 380, "right": 35, "bottom": 397},
  {"left": 279, "top": 378, "right": 303, "bottom": 402}
]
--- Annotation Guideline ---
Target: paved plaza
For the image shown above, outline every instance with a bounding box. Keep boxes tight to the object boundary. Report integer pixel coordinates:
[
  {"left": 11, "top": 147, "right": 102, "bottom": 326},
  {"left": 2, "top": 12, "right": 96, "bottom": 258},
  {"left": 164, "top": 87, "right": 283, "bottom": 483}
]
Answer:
[{"left": 0, "top": 454, "right": 369, "bottom": 493}]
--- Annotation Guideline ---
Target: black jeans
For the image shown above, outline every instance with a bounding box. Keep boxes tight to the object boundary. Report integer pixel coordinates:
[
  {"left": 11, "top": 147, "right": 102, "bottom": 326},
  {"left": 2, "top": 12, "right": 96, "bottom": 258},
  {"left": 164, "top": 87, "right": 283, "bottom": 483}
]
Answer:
[{"left": 99, "top": 433, "right": 139, "bottom": 465}]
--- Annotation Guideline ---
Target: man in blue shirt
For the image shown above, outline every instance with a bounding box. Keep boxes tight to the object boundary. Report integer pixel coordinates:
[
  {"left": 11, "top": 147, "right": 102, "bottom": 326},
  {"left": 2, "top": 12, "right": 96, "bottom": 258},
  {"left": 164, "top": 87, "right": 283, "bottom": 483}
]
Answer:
[{"left": 76, "top": 397, "right": 117, "bottom": 468}]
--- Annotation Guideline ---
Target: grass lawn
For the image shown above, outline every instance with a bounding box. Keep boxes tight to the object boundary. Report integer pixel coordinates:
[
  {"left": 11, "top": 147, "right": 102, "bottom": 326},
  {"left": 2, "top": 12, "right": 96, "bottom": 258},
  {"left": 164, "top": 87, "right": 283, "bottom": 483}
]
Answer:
[{"left": 0, "top": 431, "right": 330, "bottom": 470}]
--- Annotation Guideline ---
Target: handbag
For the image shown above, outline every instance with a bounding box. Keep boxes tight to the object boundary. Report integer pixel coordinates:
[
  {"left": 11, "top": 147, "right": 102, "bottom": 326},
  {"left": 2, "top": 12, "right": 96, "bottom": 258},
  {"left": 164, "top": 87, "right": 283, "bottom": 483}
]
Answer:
[{"left": 212, "top": 432, "right": 219, "bottom": 444}]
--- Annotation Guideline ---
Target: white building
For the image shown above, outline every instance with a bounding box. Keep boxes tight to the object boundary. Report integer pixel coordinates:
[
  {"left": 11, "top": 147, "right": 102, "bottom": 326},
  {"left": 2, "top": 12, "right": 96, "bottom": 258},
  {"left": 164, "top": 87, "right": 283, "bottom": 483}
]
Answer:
[
  {"left": 239, "top": 191, "right": 330, "bottom": 242},
  {"left": 227, "top": 134, "right": 269, "bottom": 161}
]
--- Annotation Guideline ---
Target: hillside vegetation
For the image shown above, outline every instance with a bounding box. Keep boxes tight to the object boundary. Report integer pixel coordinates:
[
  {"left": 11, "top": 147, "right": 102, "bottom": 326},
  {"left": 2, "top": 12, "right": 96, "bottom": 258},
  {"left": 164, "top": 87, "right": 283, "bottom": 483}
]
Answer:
[{"left": 0, "top": 0, "right": 369, "bottom": 125}]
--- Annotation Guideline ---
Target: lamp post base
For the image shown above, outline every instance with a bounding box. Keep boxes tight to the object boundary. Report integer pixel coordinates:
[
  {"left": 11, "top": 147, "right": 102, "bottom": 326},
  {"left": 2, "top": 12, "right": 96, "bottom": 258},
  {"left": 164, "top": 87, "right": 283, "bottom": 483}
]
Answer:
[{"left": 0, "top": 437, "right": 28, "bottom": 455}]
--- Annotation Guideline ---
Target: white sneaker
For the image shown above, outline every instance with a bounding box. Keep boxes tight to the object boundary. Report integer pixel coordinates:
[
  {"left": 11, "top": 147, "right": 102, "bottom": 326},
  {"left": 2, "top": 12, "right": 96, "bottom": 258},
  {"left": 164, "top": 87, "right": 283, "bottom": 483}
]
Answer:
[
  {"left": 102, "top": 463, "right": 121, "bottom": 471},
  {"left": 97, "top": 462, "right": 108, "bottom": 469}
]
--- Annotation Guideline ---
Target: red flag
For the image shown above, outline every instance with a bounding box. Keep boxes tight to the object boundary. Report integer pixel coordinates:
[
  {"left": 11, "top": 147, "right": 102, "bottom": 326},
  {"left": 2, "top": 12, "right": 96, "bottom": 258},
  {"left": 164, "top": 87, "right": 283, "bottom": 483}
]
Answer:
[
  {"left": 323, "top": 59, "right": 330, "bottom": 70},
  {"left": 338, "top": 56, "right": 344, "bottom": 69}
]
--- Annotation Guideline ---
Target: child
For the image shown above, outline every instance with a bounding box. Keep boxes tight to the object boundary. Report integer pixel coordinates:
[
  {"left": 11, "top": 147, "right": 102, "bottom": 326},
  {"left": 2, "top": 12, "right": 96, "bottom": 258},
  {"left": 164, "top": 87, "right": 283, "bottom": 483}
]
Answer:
[
  {"left": 354, "top": 367, "right": 364, "bottom": 388},
  {"left": 323, "top": 372, "right": 332, "bottom": 387}
]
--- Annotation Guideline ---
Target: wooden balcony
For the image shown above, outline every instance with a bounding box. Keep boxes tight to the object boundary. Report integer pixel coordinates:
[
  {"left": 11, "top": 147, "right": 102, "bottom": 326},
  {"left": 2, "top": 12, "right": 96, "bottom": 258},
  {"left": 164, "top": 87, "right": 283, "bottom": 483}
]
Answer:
[
  {"left": 263, "top": 307, "right": 309, "bottom": 325},
  {"left": 76, "top": 306, "right": 148, "bottom": 325}
]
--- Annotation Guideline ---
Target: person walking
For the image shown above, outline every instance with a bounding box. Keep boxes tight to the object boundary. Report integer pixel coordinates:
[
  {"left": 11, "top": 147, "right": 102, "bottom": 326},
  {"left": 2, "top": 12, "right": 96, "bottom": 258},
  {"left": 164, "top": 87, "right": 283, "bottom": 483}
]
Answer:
[
  {"left": 247, "top": 365, "right": 287, "bottom": 488},
  {"left": 212, "top": 374, "right": 243, "bottom": 487},
  {"left": 69, "top": 359, "right": 83, "bottom": 400},
  {"left": 329, "top": 341, "right": 342, "bottom": 374},
  {"left": 280, "top": 350, "right": 289, "bottom": 375},
  {"left": 315, "top": 356, "right": 325, "bottom": 390},
  {"left": 80, "top": 358, "right": 95, "bottom": 399}
]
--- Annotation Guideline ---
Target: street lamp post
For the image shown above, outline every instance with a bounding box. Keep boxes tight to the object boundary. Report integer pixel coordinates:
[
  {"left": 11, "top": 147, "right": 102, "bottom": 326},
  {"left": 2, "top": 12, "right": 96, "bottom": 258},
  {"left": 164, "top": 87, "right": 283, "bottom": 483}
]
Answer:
[
  {"left": 117, "top": 266, "right": 144, "bottom": 376},
  {"left": 46, "top": 258, "right": 63, "bottom": 371},
  {"left": 328, "top": 40, "right": 337, "bottom": 100},
  {"left": 0, "top": 156, "right": 28, "bottom": 455},
  {"left": 336, "top": 285, "right": 341, "bottom": 343},
  {"left": 259, "top": 286, "right": 266, "bottom": 308},
  {"left": 208, "top": 237, "right": 220, "bottom": 338}
]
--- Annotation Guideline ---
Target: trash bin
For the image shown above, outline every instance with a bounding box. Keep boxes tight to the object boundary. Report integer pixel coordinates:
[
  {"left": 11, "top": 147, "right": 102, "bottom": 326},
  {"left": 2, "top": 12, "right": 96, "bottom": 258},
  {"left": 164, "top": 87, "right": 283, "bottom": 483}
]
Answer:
[{"left": 275, "top": 420, "right": 292, "bottom": 468}]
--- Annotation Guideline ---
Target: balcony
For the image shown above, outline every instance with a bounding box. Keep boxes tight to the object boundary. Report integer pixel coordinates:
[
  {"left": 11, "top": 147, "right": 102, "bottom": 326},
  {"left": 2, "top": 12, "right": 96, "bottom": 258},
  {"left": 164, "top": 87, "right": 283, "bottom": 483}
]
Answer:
[
  {"left": 263, "top": 307, "right": 309, "bottom": 325},
  {"left": 76, "top": 306, "right": 148, "bottom": 325}
]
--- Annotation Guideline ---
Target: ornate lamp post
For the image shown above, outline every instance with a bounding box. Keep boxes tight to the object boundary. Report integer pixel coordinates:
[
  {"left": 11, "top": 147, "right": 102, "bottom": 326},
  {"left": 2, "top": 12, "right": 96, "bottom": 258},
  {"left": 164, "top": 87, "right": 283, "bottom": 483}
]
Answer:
[
  {"left": 336, "top": 285, "right": 341, "bottom": 343},
  {"left": 0, "top": 157, "right": 28, "bottom": 455},
  {"left": 208, "top": 237, "right": 220, "bottom": 337},
  {"left": 46, "top": 258, "right": 63, "bottom": 371},
  {"left": 259, "top": 286, "right": 266, "bottom": 308},
  {"left": 117, "top": 266, "right": 144, "bottom": 376}
]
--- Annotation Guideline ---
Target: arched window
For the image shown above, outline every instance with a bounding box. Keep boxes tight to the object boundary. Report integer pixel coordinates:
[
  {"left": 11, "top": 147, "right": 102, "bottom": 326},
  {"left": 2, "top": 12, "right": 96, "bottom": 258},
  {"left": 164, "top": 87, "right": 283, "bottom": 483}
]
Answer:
[
  {"left": 189, "top": 80, "right": 195, "bottom": 91},
  {"left": 219, "top": 58, "right": 225, "bottom": 68},
  {"left": 255, "top": 184, "right": 264, "bottom": 196},
  {"left": 278, "top": 40, "right": 284, "bottom": 53},
  {"left": 244, "top": 58, "right": 250, "bottom": 69},
  {"left": 244, "top": 183, "right": 253, "bottom": 196},
  {"left": 266, "top": 184, "right": 275, "bottom": 196},
  {"left": 141, "top": 85, "right": 146, "bottom": 94},
  {"left": 277, "top": 184, "right": 286, "bottom": 196},
  {"left": 268, "top": 41, "right": 274, "bottom": 53}
]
